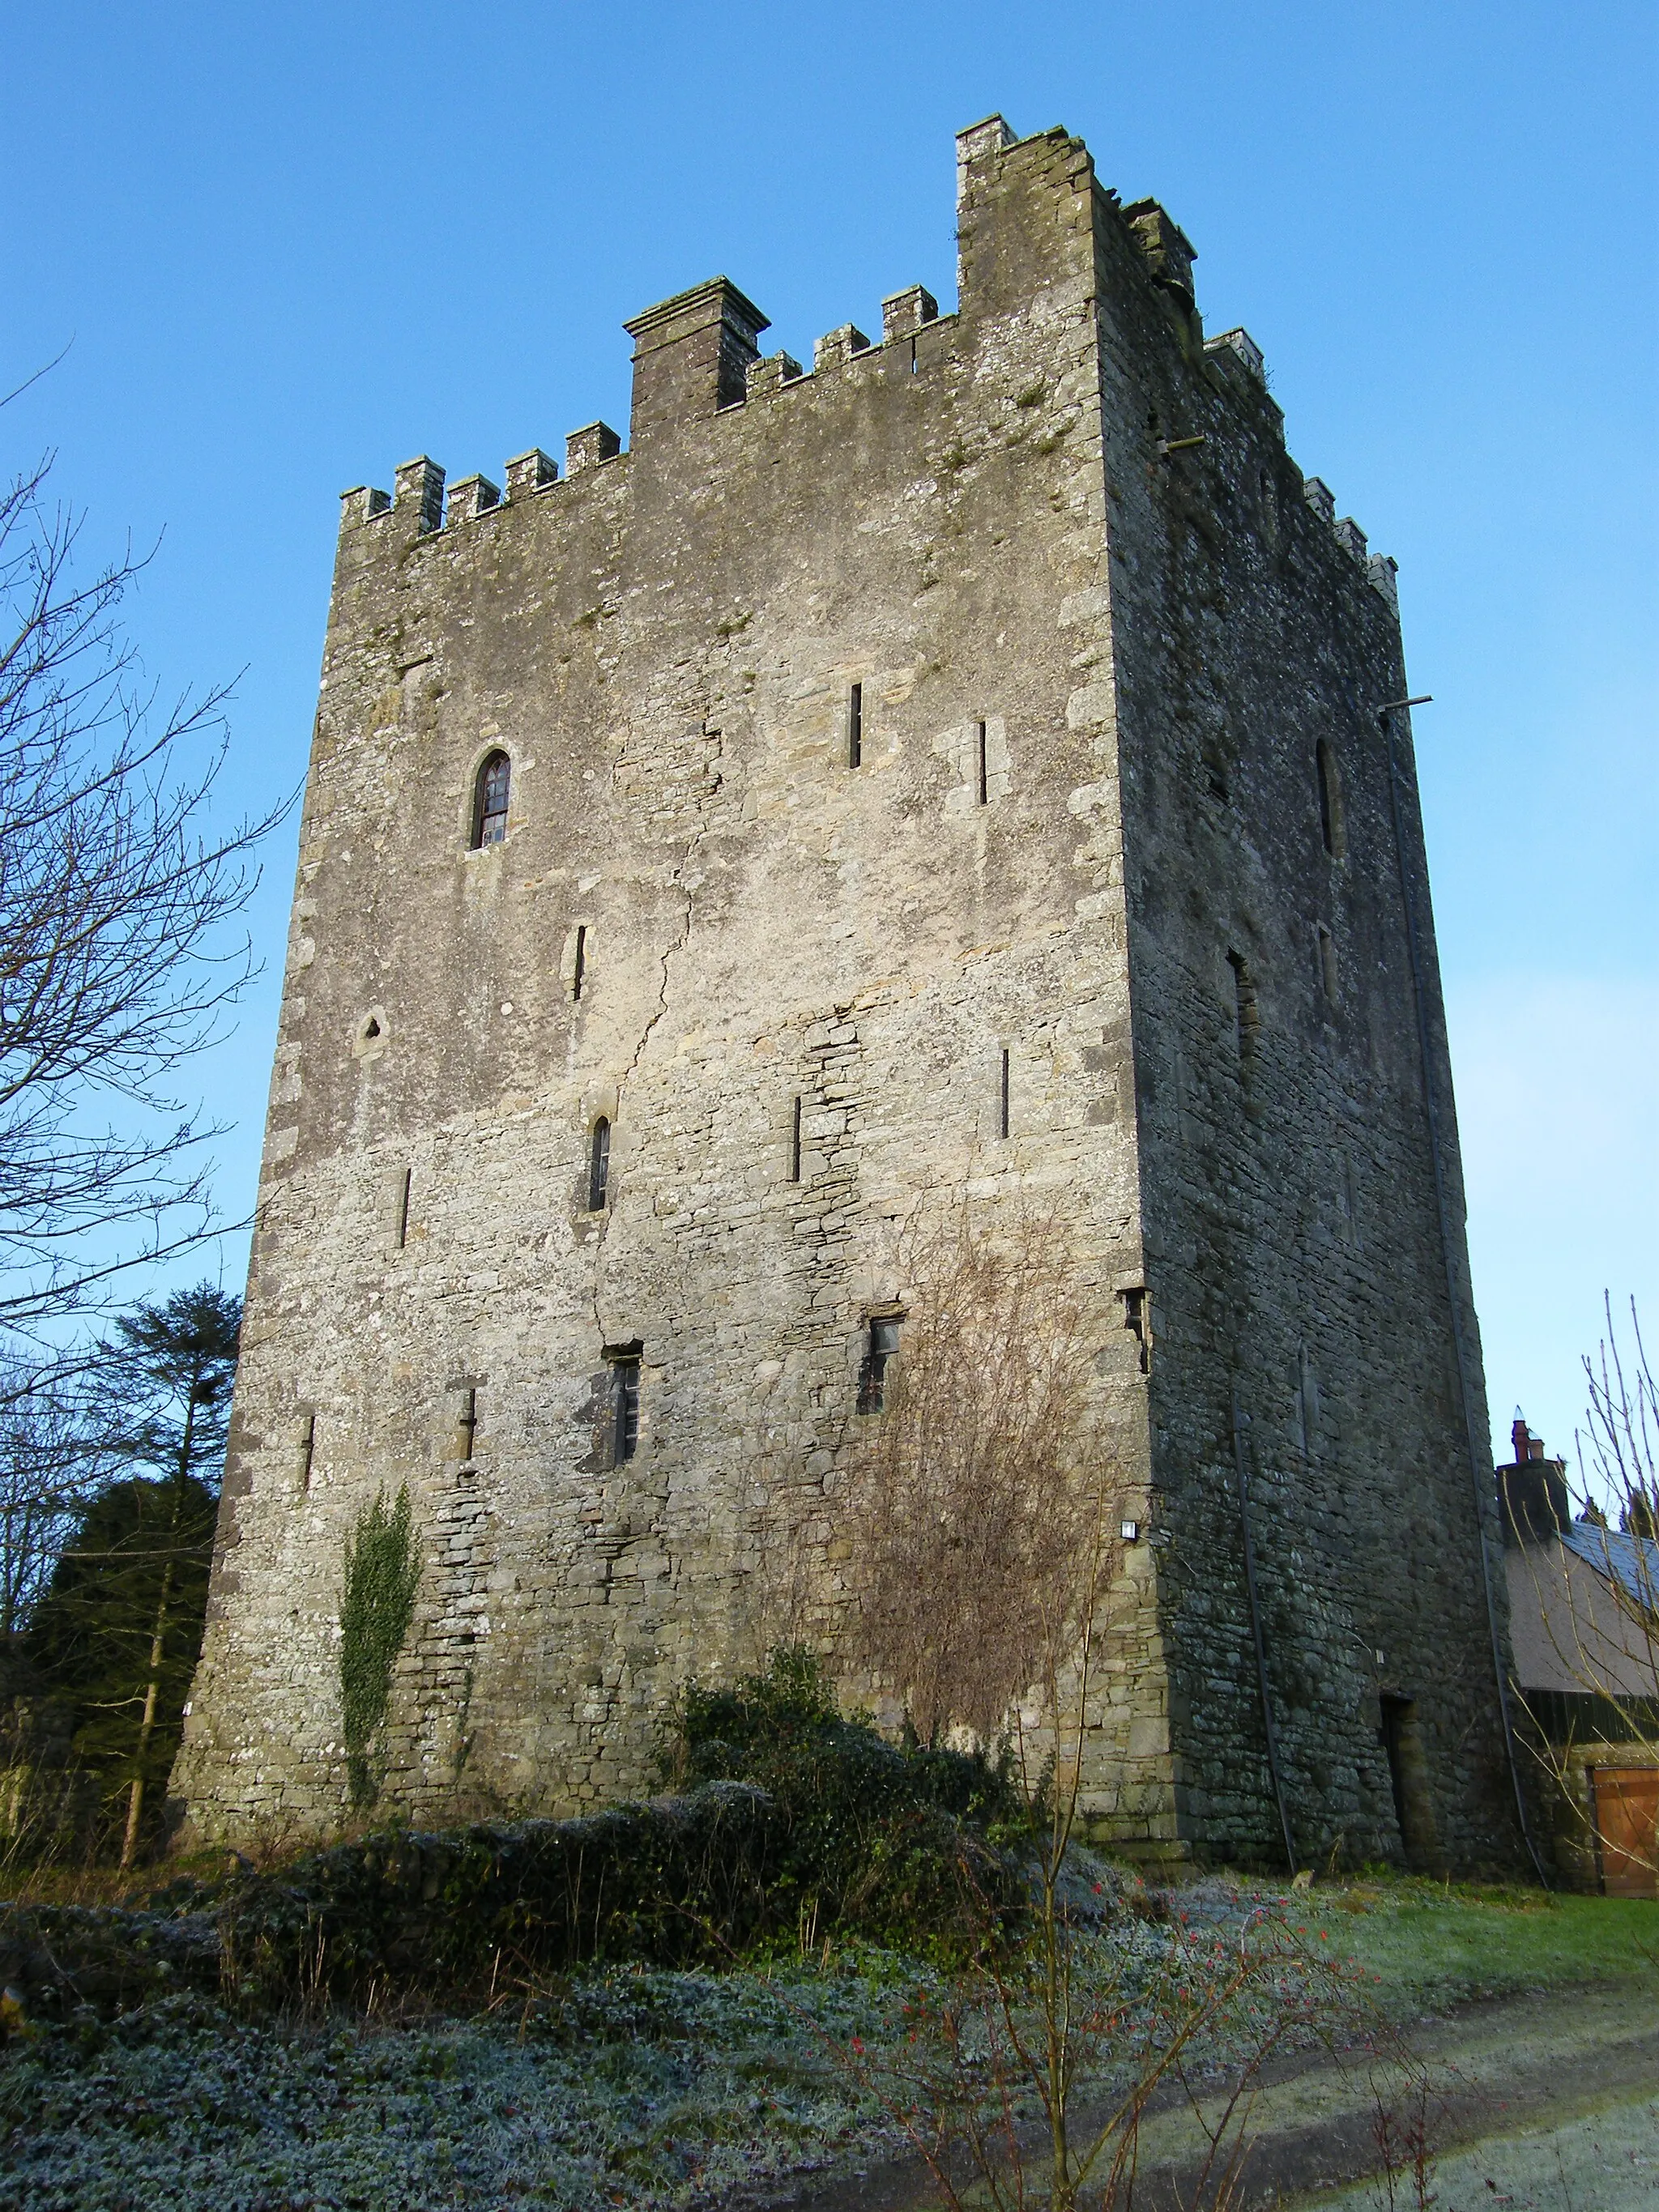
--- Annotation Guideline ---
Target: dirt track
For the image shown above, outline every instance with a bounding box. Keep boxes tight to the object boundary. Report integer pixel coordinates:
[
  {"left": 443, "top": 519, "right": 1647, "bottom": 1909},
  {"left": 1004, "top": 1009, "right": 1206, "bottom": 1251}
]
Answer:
[{"left": 759, "top": 1984, "right": 1659, "bottom": 2210}]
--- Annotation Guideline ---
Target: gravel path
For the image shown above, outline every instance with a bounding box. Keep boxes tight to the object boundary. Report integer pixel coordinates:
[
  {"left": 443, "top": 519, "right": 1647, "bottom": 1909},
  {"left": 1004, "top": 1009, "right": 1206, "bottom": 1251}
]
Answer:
[{"left": 759, "top": 1984, "right": 1659, "bottom": 2210}]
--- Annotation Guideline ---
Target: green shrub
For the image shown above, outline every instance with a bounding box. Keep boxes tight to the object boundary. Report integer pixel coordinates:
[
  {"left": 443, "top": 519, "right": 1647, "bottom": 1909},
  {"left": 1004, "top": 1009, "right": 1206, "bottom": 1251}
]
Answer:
[
  {"left": 339, "top": 1485, "right": 420, "bottom": 1808},
  {"left": 667, "top": 1648, "right": 1025, "bottom": 1949},
  {"left": 211, "top": 1656, "right": 1024, "bottom": 2004},
  {"left": 4, "top": 1655, "right": 1028, "bottom": 2014}
]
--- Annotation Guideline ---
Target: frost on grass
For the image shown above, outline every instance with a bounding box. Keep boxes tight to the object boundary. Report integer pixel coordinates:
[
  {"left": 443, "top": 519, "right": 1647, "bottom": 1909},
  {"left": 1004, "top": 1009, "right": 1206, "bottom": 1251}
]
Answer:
[
  {"left": 0, "top": 1876, "right": 1378, "bottom": 2210},
  {"left": 0, "top": 1963, "right": 913, "bottom": 2212}
]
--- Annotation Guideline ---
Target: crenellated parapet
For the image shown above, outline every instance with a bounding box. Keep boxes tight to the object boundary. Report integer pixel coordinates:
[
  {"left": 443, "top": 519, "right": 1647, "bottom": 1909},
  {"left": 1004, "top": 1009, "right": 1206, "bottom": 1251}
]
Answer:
[{"left": 333, "top": 109, "right": 1397, "bottom": 624}]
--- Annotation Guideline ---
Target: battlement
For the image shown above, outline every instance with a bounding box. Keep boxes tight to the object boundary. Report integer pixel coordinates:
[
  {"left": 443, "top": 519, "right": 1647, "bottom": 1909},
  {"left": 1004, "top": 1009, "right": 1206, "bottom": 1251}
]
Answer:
[{"left": 333, "top": 113, "right": 1395, "bottom": 615}]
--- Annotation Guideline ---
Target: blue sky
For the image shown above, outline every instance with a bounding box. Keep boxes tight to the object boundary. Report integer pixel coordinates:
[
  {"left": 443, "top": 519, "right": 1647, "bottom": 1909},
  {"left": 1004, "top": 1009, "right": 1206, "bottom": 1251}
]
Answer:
[{"left": 6, "top": 2, "right": 1654, "bottom": 1477}]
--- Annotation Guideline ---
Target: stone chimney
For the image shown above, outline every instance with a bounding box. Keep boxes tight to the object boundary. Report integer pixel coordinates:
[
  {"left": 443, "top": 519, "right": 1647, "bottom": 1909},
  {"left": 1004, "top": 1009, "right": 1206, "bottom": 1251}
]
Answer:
[
  {"left": 1497, "top": 1415, "right": 1571, "bottom": 1545},
  {"left": 623, "top": 278, "right": 769, "bottom": 441}
]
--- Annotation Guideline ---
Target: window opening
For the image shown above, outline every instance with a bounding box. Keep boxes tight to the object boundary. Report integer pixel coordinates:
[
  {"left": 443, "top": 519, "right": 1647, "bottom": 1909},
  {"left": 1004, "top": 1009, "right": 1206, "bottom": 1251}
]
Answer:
[
  {"left": 857, "top": 1315, "right": 903, "bottom": 1413},
  {"left": 1316, "top": 739, "right": 1345, "bottom": 859},
  {"left": 588, "top": 1118, "right": 611, "bottom": 1212},
  {"left": 999, "top": 1046, "right": 1011, "bottom": 1140},
  {"left": 300, "top": 1414, "right": 316, "bottom": 1493},
  {"left": 458, "top": 1387, "right": 479, "bottom": 1461},
  {"left": 572, "top": 925, "right": 587, "bottom": 1002},
  {"left": 396, "top": 1167, "right": 412, "bottom": 1249},
  {"left": 1120, "top": 1287, "right": 1150, "bottom": 1374},
  {"left": 608, "top": 1356, "right": 641, "bottom": 1464},
  {"left": 848, "top": 684, "right": 863, "bottom": 769},
  {"left": 976, "top": 720, "right": 989, "bottom": 806},
  {"left": 1317, "top": 924, "right": 1339, "bottom": 1007},
  {"left": 1227, "top": 950, "right": 1259, "bottom": 1076},
  {"left": 472, "top": 750, "right": 511, "bottom": 848},
  {"left": 790, "top": 1095, "right": 803, "bottom": 1183}
]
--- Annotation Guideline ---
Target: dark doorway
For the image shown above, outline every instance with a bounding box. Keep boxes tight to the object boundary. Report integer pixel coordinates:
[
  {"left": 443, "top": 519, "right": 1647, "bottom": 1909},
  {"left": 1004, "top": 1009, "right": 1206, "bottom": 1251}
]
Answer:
[{"left": 1380, "top": 1694, "right": 1440, "bottom": 1870}]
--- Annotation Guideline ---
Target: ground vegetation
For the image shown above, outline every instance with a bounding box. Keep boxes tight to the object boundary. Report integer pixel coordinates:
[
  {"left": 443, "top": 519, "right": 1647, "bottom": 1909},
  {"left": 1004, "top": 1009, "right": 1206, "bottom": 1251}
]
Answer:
[{"left": 0, "top": 1869, "right": 1650, "bottom": 2211}]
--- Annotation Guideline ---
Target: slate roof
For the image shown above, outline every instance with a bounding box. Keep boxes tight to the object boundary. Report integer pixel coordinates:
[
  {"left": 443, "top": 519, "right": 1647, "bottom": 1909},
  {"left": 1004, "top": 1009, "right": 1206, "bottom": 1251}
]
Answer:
[{"left": 1562, "top": 1523, "right": 1659, "bottom": 1613}]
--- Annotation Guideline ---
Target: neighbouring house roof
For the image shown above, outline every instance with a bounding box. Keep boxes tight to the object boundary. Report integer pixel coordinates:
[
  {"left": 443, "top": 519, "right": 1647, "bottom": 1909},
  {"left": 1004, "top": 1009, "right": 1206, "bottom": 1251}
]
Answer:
[
  {"left": 1561, "top": 1524, "right": 1659, "bottom": 1616},
  {"left": 1506, "top": 1527, "right": 1659, "bottom": 1703}
]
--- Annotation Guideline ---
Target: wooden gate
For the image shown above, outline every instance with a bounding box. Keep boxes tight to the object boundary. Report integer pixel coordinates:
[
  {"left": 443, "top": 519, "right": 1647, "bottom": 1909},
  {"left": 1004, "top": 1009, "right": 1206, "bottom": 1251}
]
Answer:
[{"left": 1592, "top": 1766, "right": 1659, "bottom": 1896}]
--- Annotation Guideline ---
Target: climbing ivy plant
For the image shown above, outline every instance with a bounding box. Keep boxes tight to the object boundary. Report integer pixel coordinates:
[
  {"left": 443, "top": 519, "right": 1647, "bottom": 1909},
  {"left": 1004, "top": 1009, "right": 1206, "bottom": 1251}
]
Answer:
[{"left": 339, "top": 1485, "right": 420, "bottom": 1809}]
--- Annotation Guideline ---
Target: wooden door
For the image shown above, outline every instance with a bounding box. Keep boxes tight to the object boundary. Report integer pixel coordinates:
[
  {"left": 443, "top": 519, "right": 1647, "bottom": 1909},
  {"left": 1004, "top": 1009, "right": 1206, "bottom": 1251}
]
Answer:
[{"left": 1592, "top": 1767, "right": 1659, "bottom": 1896}]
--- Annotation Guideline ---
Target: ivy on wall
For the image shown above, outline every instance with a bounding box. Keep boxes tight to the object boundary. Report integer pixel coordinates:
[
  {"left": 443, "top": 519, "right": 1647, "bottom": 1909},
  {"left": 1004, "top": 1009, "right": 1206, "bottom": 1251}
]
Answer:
[{"left": 339, "top": 1486, "right": 420, "bottom": 1809}]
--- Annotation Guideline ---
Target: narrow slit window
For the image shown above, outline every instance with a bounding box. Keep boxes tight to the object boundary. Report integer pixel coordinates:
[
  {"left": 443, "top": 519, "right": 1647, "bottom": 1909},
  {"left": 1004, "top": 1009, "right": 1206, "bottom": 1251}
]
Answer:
[
  {"left": 1227, "top": 949, "right": 1259, "bottom": 1077},
  {"left": 1120, "top": 1288, "right": 1150, "bottom": 1374},
  {"left": 396, "top": 1167, "right": 412, "bottom": 1249},
  {"left": 1316, "top": 740, "right": 1346, "bottom": 859},
  {"left": 472, "top": 750, "right": 511, "bottom": 848},
  {"left": 572, "top": 925, "right": 587, "bottom": 1002},
  {"left": 458, "top": 1387, "right": 479, "bottom": 1460},
  {"left": 999, "top": 1046, "right": 1011, "bottom": 1139},
  {"left": 588, "top": 1118, "right": 611, "bottom": 1212},
  {"left": 976, "top": 720, "right": 989, "bottom": 806},
  {"left": 609, "top": 1357, "right": 641, "bottom": 1464},
  {"left": 857, "top": 1315, "right": 903, "bottom": 1414},
  {"left": 789, "top": 1095, "right": 803, "bottom": 1183},
  {"left": 848, "top": 684, "right": 863, "bottom": 769},
  {"left": 300, "top": 1414, "right": 317, "bottom": 1493},
  {"left": 1317, "top": 924, "right": 1339, "bottom": 1007}
]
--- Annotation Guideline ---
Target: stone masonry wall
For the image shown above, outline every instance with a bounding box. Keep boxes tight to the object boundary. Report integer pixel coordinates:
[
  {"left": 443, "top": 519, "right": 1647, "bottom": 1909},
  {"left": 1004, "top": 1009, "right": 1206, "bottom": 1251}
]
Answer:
[
  {"left": 175, "top": 123, "right": 1175, "bottom": 1849},
  {"left": 1082, "top": 181, "right": 1522, "bottom": 1866},
  {"left": 174, "top": 117, "right": 1524, "bottom": 1872}
]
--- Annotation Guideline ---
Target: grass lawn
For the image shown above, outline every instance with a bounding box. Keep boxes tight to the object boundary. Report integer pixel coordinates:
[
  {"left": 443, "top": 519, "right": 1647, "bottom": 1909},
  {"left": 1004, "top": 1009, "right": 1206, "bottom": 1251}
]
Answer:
[{"left": 1302, "top": 1875, "right": 1659, "bottom": 2012}]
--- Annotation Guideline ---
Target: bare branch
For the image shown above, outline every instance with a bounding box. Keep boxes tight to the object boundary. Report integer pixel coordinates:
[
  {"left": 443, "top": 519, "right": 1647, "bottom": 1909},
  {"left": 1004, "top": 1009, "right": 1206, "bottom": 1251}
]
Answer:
[
  {"left": 1513, "top": 1296, "right": 1659, "bottom": 1890},
  {"left": 0, "top": 444, "right": 293, "bottom": 1336},
  {"left": 845, "top": 1206, "right": 1114, "bottom": 1752}
]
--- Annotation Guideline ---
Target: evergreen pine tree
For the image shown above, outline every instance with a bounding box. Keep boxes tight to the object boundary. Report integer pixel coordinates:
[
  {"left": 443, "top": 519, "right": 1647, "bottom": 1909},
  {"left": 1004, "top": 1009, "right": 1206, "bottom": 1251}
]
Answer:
[{"left": 26, "top": 1283, "right": 239, "bottom": 1861}]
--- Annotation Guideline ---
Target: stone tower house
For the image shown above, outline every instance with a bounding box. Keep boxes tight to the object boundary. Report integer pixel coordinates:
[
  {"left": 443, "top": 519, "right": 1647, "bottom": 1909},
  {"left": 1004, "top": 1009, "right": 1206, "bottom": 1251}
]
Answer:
[{"left": 175, "top": 117, "right": 1527, "bottom": 1870}]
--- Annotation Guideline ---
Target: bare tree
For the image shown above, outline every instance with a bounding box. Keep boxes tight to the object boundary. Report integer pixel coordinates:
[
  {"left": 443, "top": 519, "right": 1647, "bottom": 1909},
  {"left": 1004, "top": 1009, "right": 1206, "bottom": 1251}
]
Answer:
[
  {"left": 842, "top": 1208, "right": 1155, "bottom": 2207},
  {"left": 0, "top": 438, "right": 286, "bottom": 1345},
  {"left": 848, "top": 1211, "right": 1109, "bottom": 1749},
  {"left": 0, "top": 1358, "right": 115, "bottom": 1638},
  {"left": 1512, "top": 1298, "right": 1659, "bottom": 1890},
  {"left": 836, "top": 1212, "right": 1393, "bottom": 2210}
]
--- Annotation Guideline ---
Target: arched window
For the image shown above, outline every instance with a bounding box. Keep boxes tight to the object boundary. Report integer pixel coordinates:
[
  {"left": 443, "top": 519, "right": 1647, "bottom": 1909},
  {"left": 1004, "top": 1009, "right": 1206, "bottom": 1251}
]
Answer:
[
  {"left": 471, "top": 750, "right": 511, "bottom": 848},
  {"left": 587, "top": 1118, "right": 611, "bottom": 1212},
  {"left": 1316, "top": 739, "right": 1346, "bottom": 859}
]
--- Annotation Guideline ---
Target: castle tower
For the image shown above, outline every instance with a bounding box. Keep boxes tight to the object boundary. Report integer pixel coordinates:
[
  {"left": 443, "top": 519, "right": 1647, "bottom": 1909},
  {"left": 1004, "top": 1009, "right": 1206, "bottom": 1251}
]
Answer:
[{"left": 174, "top": 118, "right": 1527, "bottom": 1870}]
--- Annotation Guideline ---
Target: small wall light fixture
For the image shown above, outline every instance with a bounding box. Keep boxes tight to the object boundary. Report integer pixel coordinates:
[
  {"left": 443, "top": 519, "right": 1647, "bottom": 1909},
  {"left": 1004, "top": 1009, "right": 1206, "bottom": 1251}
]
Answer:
[{"left": 1121, "top": 1519, "right": 1141, "bottom": 1544}]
